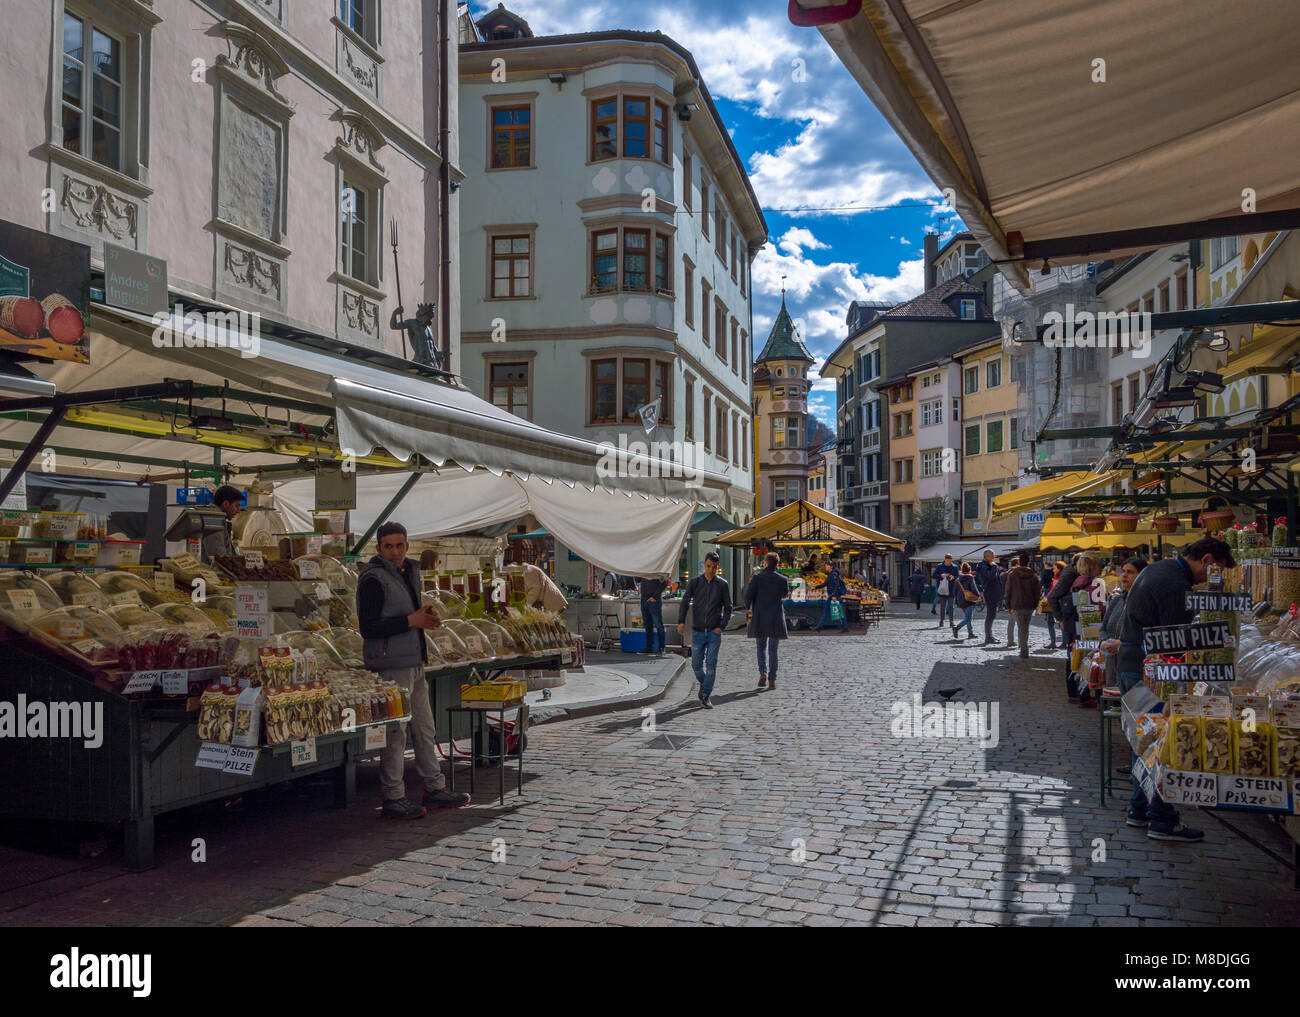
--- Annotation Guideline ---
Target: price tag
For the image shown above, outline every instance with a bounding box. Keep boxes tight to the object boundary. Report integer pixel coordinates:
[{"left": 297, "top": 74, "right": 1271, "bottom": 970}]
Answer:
[
  {"left": 49, "top": 515, "right": 79, "bottom": 538},
  {"left": 290, "top": 738, "right": 317, "bottom": 767},
  {"left": 244, "top": 550, "right": 265, "bottom": 569},
  {"left": 307, "top": 534, "right": 323, "bottom": 554},
  {"left": 160, "top": 670, "right": 190, "bottom": 695},
  {"left": 72, "top": 542, "right": 96, "bottom": 558},
  {"left": 109, "top": 590, "right": 142, "bottom": 607},
  {"left": 58, "top": 619, "right": 85, "bottom": 638},
  {"left": 364, "top": 725, "right": 387, "bottom": 751},
  {"left": 234, "top": 587, "right": 269, "bottom": 639},
  {"left": 223, "top": 745, "right": 259, "bottom": 776},
  {"left": 1218, "top": 775, "right": 1287, "bottom": 809},
  {"left": 25, "top": 548, "right": 52, "bottom": 564},
  {"left": 297, "top": 559, "right": 320, "bottom": 580},
  {"left": 154, "top": 571, "right": 175, "bottom": 591},
  {"left": 1160, "top": 769, "right": 1219, "bottom": 805},
  {"left": 5, "top": 589, "right": 38, "bottom": 611},
  {"left": 122, "top": 671, "right": 160, "bottom": 694},
  {"left": 195, "top": 742, "right": 231, "bottom": 770}
]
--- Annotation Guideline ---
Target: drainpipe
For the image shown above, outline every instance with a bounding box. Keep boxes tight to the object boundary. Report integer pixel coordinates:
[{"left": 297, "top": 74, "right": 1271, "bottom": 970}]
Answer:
[{"left": 438, "top": 0, "right": 452, "bottom": 370}]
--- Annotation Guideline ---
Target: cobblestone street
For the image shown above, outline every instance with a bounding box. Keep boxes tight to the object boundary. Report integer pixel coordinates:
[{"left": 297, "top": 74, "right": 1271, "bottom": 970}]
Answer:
[{"left": 4, "top": 607, "right": 1298, "bottom": 927}]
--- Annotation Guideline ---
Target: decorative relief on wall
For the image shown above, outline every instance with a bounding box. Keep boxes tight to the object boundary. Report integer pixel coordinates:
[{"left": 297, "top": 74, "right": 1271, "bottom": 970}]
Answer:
[
  {"left": 223, "top": 242, "right": 282, "bottom": 300},
  {"left": 341, "top": 289, "right": 380, "bottom": 338},
  {"left": 340, "top": 36, "right": 379, "bottom": 98},
  {"left": 333, "top": 111, "right": 386, "bottom": 173},
  {"left": 61, "top": 177, "right": 137, "bottom": 240},
  {"left": 216, "top": 23, "right": 291, "bottom": 105}
]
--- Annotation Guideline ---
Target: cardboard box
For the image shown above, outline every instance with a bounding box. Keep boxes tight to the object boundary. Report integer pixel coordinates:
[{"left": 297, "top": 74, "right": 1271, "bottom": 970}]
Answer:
[{"left": 461, "top": 678, "right": 528, "bottom": 703}]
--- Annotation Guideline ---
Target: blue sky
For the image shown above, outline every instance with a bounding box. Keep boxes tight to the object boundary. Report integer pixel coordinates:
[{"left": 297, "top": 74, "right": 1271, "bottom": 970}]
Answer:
[{"left": 470, "top": 0, "right": 966, "bottom": 426}]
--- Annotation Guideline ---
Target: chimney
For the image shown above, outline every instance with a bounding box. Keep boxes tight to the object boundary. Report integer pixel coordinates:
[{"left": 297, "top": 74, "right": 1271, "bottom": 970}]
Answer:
[{"left": 923, "top": 232, "right": 938, "bottom": 291}]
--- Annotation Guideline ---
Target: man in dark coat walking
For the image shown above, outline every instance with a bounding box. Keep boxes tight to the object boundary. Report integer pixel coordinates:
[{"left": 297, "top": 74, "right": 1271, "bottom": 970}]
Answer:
[
  {"left": 907, "top": 567, "right": 926, "bottom": 609},
  {"left": 745, "top": 552, "right": 789, "bottom": 690},
  {"left": 973, "top": 550, "right": 1005, "bottom": 646}
]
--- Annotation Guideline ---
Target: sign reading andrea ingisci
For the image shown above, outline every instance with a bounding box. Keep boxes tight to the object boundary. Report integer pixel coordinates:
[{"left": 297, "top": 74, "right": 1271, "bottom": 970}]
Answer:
[{"left": 0, "top": 220, "right": 90, "bottom": 364}]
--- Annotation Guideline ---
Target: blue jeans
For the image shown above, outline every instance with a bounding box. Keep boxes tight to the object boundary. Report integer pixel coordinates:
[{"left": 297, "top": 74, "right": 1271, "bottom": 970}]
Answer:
[
  {"left": 955, "top": 602, "right": 976, "bottom": 635},
  {"left": 755, "top": 636, "right": 779, "bottom": 679},
  {"left": 642, "top": 600, "right": 665, "bottom": 652},
  {"left": 691, "top": 629, "right": 722, "bottom": 697},
  {"left": 1118, "top": 671, "right": 1178, "bottom": 827},
  {"left": 818, "top": 597, "right": 847, "bottom": 630},
  {"left": 1045, "top": 612, "right": 1058, "bottom": 645}
]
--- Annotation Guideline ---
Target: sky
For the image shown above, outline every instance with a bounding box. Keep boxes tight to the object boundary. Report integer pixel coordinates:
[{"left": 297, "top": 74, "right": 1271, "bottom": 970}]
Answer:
[{"left": 468, "top": 0, "right": 966, "bottom": 427}]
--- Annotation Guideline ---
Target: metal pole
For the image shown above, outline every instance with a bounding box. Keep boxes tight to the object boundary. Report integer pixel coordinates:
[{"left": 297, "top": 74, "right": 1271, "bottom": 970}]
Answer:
[
  {"left": 348, "top": 469, "right": 423, "bottom": 555},
  {"left": 0, "top": 404, "right": 66, "bottom": 503}
]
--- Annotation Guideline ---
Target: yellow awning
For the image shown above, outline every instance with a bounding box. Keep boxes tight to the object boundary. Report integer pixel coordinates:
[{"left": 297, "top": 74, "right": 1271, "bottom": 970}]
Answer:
[
  {"left": 990, "top": 471, "right": 1116, "bottom": 521},
  {"left": 711, "top": 500, "right": 904, "bottom": 550},
  {"left": 1038, "top": 514, "right": 1193, "bottom": 552},
  {"left": 1221, "top": 320, "right": 1300, "bottom": 383}
]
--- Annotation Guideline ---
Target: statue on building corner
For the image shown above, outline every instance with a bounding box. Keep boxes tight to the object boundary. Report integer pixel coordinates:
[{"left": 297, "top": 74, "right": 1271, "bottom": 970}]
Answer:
[{"left": 388, "top": 217, "right": 444, "bottom": 370}]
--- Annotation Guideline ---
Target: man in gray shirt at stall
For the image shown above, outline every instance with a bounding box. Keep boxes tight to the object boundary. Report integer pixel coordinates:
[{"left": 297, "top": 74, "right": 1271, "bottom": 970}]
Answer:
[{"left": 357, "top": 521, "right": 470, "bottom": 819}]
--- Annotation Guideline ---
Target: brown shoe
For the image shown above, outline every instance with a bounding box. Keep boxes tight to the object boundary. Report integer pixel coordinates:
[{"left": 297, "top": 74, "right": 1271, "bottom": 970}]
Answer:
[
  {"left": 768, "top": 677, "right": 776, "bottom": 689},
  {"left": 758, "top": 672, "right": 767, "bottom": 689}
]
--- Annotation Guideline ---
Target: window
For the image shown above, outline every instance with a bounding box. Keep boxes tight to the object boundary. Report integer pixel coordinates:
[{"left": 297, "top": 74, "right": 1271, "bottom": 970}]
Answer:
[
  {"left": 741, "top": 330, "right": 748, "bottom": 383},
  {"left": 921, "top": 449, "right": 942, "bottom": 477},
  {"left": 787, "top": 416, "right": 801, "bottom": 450},
  {"left": 338, "top": 0, "right": 378, "bottom": 42},
  {"left": 964, "top": 366, "right": 979, "bottom": 394},
  {"left": 591, "top": 359, "right": 617, "bottom": 423},
  {"left": 701, "top": 280, "right": 711, "bottom": 343},
  {"left": 62, "top": 13, "right": 124, "bottom": 171},
  {"left": 1129, "top": 374, "right": 1140, "bottom": 411},
  {"left": 986, "top": 358, "right": 1001, "bottom": 388},
  {"left": 684, "top": 261, "right": 694, "bottom": 325},
  {"left": 1142, "top": 292, "right": 1154, "bottom": 315},
  {"left": 892, "top": 458, "right": 913, "bottom": 483},
  {"left": 730, "top": 230, "right": 739, "bottom": 282},
  {"left": 1211, "top": 236, "right": 1241, "bottom": 270},
  {"left": 1177, "top": 269, "right": 1189, "bottom": 310},
  {"left": 744, "top": 423, "right": 750, "bottom": 470},
  {"left": 921, "top": 398, "right": 943, "bottom": 426},
  {"left": 1159, "top": 281, "right": 1170, "bottom": 313},
  {"left": 703, "top": 392, "right": 711, "bottom": 451},
  {"left": 489, "top": 362, "right": 529, "bottom": 419},
  {"left": 739, "top": 251, "right": 747, "bottom": 296},
  {"left": 592, "top": 230, "right": 617, "bottom": 291},
  {"left": 340, "top": 177, "right": 369, "bottom": 280},
  {"left": 655, "top": 362, "right": 671, "bottom": 419},
  {"left": 773, "top": 480, "right": 791, "bottom": 509},
  {"left": 490, "top": 233, "right": 531, "bottom": 298},
  {"left": 716, "top": 405, "right": 727, "bottom": 458},
  {"left": 621, "top": 359, "right": 650, "bottom": 423},
  {"left": 964, "top": 424, "right": 980, "bottom": 456},
  {"left": 490, "top": 105, "right": 531, "bottom": 168},
  {"left": 700, "top": 178, "right": 710, "bottom": 238},
  {"left": 772, "top": 416, "right": 786, "bottom": 448},
  {"left": 590, "top": 96, "right": 671, "bottom": 163},
  {"left": 1010, "top": 417, "right": 1019, "bottom": 450},
  {"left": 1112, "top": 382, "right": 1124, "bottom": 424},
  {"left": 960, "top": 299, "right": 976, "bottom": 319},
  {"left": 683, "top": 152, "right": 693, "bottom": 211},
  {"left": 684, "top": 381, "right": 694, "bottom": 441},
  {"left": 732, "top": 412, "right": 740, "bottom": 464},
  {"left": 986, "top": 420, "right": 1003, "bottom": 453},
  {"left": 715, "top": 300, "right": 726, "bottom": 363},
  {"left": 589, "top": 226, "right": 672, "bottom": 294},
  {"left": 774, "top": 386, "right": 785, "bottom": 398},
  {"left": 715, "top": 204, "right": 727, "bottom": 263},
  {"left": 730, "top": 319, "right": 738, "bottom": 373},
  {"left": 986, "top": 488, "right": 1002, "bottom": 515},
  {"left": 963, "top": 489, "right": 979, "bottom": 523}
]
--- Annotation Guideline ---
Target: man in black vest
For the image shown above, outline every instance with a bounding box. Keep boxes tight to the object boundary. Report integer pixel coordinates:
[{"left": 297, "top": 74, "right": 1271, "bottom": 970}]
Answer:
[{"left": 357, "top": 521, "right": 470, "bottom": 819}]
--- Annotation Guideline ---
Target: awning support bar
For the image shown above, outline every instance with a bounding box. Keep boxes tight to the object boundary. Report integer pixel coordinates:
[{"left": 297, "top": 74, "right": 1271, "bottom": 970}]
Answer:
[{"left": 0, "top": 404, "right": 67, "bottom": 503}]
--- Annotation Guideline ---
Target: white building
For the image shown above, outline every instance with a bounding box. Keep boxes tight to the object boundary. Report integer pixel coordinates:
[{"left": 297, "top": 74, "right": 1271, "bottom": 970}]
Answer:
[
  {"left": 908, "top": 357, "right": 962, "bottom": 529},
  {"left": 457, "top": 6, "right": 765, "bottom": 554}
]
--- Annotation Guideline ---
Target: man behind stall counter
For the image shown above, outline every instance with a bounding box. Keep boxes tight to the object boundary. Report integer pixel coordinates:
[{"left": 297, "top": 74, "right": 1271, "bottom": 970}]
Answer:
[{"left": 357, "top": 521, "right": 470, "bottom": 820}]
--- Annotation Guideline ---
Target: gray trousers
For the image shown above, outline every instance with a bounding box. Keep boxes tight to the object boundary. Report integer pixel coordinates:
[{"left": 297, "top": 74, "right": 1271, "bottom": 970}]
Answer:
[
  {"left": 379, "top": 664, "right": 446, "bottom": 801},
  {"left": 1010, "top": 608, "right": 1033, "bottom": 656}
]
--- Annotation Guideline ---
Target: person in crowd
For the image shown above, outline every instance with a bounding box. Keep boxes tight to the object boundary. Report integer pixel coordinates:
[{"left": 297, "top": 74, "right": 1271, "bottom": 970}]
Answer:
[
  {"left": 1042, "top": 561, "right": 1064, "bottom": 649},
  {"left": 933, "top": 553, "right": 959, "bottom": 626},
  {"left": 801, "top": 554, "right": 820, "bottom": 575},
  {"left": 951, "top": 562, "right": 980, "bottom": 639},
  {"left": 814, "top": 560, "right": 849, "bottom": 633},
  {"left": 677, "top": 550, "right": 732, "bottom": 709},
  {"left": 1065, "top": 554, "right": 1103, "bottom": 703},
  {"left": 880, "top": 572, "right": 889, "bottom": 596},
  {"left": 1119, "top": 537, "right": 1236, "bottom": 843},
  {"left": 744, "top": 552, "right": 788, "bottom": 690},
  {"left": 638, "top": 574, "right": 666, "bottom": 655},
  {"left": 508, "top": 547, "right": 568, "bottom": 613},
  {"left": 1048, "top": 555, "right": 1082, "bottom": 666},
  {"left": 599, "top": 570, "right": 617, "bottom": 596},
  {"left": 357, "top": 521, "right": 470, "bottom": 820},
  {"left": 908, "top": 566, "right": 926, "bottom": 610},
  {"left": 1100, "top": 556, "right": 1148, "bottom": 688},
  {"left": 974, "top": 550, "right": 1005, "bottom": 646},
  {"left": 1003, "top": 555, "right": 1041, "bottom": 659},
  {"left": 201, "top": 484, "right": 243, "bottom": 563}
]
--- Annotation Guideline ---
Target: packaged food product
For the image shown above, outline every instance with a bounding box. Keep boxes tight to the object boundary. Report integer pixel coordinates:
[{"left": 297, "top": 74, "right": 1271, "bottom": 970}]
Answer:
[
  {"left": 27, "top": 605, "right": 126, "bottom": 666},
  {"left": 1202, "top": 717, "right": 1233, "bottom": 773},
  {"left": 426, "top": 624, "right": 471, "bottom": 664},
  {"left": 45, "top": 571, "right": 107, "bottom": 608},
  {"left": 442, "top": 618, "right": 495, "bottom": 661},
  {"left": 1167, "top": 715, "right": 1203, "bottom": 771},
  {"left": 196, "top": 684, "right": 239, "bottom": 743},
  {"left": 1233, "top": 721, "right": 1275, "bottom": 777},
  {"left": 213, "top": 554, "right": 299, "bottom": 582},
  {"left": 0, "top": 572, "right": 64, "bottom": 631},
  {"left": 106, "top": 603, "right": 169, "bottom": 632},
  {"left": 468, "top": 618, "right": 519, "bottom": 657},
  {"left": 231, "top": 685, "right": 265, "bottom": 747},
  {"left": 1274, "top": 723, "right": 1300, "bottom": 778}
]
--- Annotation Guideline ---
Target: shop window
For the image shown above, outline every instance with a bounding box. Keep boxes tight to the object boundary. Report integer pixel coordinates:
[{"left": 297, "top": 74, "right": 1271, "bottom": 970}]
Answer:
[
  {"left": 489, "top": 362, "right": 529, "bottom": 420},
  {"left": 490, "top": 233, "right": 531, "bottom": 298},
  {"left": 490, "top": 105, "right": 531, "bottom": 168},
  {"left": 591, "top": 359, "right": 617, "bottom": 424},
  {"left": 61, "top": 12, "right": 124, "bottom": 172}
]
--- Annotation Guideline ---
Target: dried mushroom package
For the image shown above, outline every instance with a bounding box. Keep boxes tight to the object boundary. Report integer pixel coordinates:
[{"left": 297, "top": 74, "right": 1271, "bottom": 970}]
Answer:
[
  {"left": 1233, "top": 722, "right": 1274, "bottom": 777},
  {"left": 1168, "top": 715, "right": 1203, "bottom": 771},
  {"left": 1276, "top": 727, "right": 1300, "bottom": 778},
  {"left": 1202, "top": 718, "right": 1233, "bottom": 773}
]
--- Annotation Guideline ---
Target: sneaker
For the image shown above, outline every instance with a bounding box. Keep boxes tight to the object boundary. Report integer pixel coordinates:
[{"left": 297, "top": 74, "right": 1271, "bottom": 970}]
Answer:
[
  {"left": 1125, "top": 812, "right": 1148, "bottom": 828},
  {"left": 698, "top": 690, "right": 707, "bottom": 706},
  {"left": 1147, "top": 823, "right": 1204, "bottom": 842},
  {"left": 951, "top": 624, "right": 958, "bottom": 637},
  {"left": 381, "top": 798, "right": 426, "bottom": 820},
  {"left": 423, "top": 789, "right": 471, "bottom": 809},
  {"left": 702, "top": 696, "right": 713, "bottom": 709},
  {"left": 758, "top": 673, "right": 767, "bottom": 689}
]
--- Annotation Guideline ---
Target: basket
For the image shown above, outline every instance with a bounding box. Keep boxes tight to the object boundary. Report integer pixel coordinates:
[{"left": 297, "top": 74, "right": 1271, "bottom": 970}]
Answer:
[
  {"left": 1199, "top": 496, "right": 1235, "bottom": 532},
  {"left": 1079, "top": 514, "right": 1107, "bottom": 534},
  {"left": 1107, "top": 511, "right": 1139, "bottom": 533},
  {"left": 1152, "top": 514, "right": 1180, "bottom": 533}
]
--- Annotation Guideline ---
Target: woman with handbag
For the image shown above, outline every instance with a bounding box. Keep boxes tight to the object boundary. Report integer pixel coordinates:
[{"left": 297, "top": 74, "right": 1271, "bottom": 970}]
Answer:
[
  {"left": 1040, "top": 561, "right": 1064, "bottom": 649},
  {"left": 951, "top": 561, "right": 981, "bottom": 639}
]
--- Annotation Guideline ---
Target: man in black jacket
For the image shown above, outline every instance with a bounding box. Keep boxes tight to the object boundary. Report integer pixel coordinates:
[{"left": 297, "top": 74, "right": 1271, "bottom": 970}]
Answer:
[
  {"left": 638, "top": 575, "right": 667, "bottom": 654},
  {"left": 676, "top": 551, "right": 732, "bottom": 708},
  {"left": 745, "top": 552, "right": 788, "bottom": 690},
  {"left": 973, "top": 551, "right": 1005, "bottom": 646},
  {"left": 1118, "top": 536, "right": 1235, "bottom": 842}
]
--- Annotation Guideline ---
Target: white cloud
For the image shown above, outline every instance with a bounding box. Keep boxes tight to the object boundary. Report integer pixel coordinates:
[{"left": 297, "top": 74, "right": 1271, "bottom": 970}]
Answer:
[
  {"left": 777, "top": 227, "right": 828, "bottom": 255},
  {"left": 900, "top": 236, "right": 911, "bottom": 244}
]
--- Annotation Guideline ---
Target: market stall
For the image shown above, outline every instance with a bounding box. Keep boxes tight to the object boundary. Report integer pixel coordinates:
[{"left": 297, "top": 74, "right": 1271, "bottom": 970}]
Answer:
[
  {"left": 711, "top": 501, "right": 903, "bottom": 630},
  {"left": 0, "top": 301, "right": 724, "bottom": 868}
]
